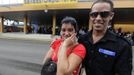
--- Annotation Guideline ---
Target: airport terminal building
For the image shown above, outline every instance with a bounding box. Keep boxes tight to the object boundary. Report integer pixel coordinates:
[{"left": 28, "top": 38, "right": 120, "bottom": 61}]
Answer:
[{"left": 0, "top": 0, "right": 134, "bottom": 35}]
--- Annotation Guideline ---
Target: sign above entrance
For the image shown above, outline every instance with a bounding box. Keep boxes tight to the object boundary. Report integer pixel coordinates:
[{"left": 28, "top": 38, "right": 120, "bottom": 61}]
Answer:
[{"left": 24, "top": 0, "right": 78, "bottom": 6}]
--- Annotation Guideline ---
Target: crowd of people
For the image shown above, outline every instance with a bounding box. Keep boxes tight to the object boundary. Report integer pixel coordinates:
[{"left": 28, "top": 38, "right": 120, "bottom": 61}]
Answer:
[{"left": 113, "top": 28, "right": 134, "bottom": 46}]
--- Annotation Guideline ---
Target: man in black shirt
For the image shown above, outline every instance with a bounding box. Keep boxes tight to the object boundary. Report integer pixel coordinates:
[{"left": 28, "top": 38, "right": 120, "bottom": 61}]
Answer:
[{"left": 79, "top": 0, "right": 132, "bottom": 75}]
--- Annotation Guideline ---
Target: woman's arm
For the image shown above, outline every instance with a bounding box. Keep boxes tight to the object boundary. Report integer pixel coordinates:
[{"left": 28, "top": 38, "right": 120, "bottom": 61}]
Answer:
[
  {"left": 42, "top": 48, "right": 54, "bottom": 64},
  {"left": 57, "top": 34, "right": 84, "bottom": 75},
  {"left": 57, "top": 47, "right": 83, "bottom": 75}
]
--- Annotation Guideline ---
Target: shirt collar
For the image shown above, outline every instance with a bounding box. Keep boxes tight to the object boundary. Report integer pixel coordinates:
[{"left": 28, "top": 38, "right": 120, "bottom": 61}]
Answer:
[
  {"left": 102, "top": 30, "right": 117, "bottom": 42},
  {"left": 88, "top": 30, "right": 117, "bottom": 43}
]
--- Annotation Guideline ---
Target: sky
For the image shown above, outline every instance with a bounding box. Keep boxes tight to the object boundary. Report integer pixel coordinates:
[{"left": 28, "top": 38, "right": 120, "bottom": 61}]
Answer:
[{"left": 0, "top": 0, "right": 24, "bottom": 5}]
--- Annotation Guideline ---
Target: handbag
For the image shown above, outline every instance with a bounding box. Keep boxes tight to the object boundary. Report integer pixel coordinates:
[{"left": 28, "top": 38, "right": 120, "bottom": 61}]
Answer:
[
  {"left": 41, "top": 44, "right": 79, "bottom": 75},
  {"left": 41, "top": 58, "right": 57, "bottom": 75}
]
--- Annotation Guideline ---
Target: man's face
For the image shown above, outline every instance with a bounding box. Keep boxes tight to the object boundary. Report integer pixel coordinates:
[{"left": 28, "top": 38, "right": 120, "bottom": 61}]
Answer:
[
  {"left": 90, "top": 2, "right": 114, "bottom": 32},
  {"left": 60, "top": 23, "right": 76, "bottom": 40}
]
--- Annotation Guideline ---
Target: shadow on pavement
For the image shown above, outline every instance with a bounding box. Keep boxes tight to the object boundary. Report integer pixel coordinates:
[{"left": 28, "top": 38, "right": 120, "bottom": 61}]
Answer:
[{"left": 0, "top": 57, "right": 42, "bottom": 73}]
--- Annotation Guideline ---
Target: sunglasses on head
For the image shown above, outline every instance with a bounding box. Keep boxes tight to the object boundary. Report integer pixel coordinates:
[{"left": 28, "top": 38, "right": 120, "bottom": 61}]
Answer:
[{"left": 90, "top": 11, "right": 111, "bottom": 18}]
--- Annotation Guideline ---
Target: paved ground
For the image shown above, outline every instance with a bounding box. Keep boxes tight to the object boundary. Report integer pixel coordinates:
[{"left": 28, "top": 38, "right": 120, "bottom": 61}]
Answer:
[{"left": 0, "top": 39, "right": 50, "bottom": 75}]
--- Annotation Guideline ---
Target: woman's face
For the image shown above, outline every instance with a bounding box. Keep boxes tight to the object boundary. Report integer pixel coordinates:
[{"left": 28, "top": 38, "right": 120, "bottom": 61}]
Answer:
[{"left": 60, "top": 23, "right": 76, "bottom": 40}]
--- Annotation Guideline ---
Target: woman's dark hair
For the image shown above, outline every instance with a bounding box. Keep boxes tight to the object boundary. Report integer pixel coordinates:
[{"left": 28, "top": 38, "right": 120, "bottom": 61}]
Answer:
[
  {"left": 91, "top": 0, "right": 114, "bottom": 11},
  {"left": 61, "top": 16, "right": 78, "bottom": 32}
]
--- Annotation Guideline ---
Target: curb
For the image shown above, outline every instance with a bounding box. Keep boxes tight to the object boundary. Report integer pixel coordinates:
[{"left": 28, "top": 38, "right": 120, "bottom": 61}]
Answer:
[{"left": 0, "top": 33, "right": 60, "bottom": 42}]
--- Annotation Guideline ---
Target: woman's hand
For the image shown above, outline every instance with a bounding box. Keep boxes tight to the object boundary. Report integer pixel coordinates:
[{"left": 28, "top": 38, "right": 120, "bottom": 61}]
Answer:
[{"left": 62, "top": 33, "right": 78, "bottom": 48}]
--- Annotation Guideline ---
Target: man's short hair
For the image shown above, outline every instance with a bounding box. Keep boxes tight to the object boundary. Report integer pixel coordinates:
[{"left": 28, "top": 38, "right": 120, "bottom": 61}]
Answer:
[{"left": 91, "top": 0, "right": 114, "bottom": 11}]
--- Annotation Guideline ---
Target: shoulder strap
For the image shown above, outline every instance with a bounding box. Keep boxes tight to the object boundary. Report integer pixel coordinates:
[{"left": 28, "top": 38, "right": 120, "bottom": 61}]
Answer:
[{"left": 78, "top": 64, "right": 86, "bottom": 75}]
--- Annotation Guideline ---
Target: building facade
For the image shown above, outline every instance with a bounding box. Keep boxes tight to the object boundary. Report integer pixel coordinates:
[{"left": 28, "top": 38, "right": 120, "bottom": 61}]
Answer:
[{"left": 0, "top": 0, "right": 134, "bottom": 35}]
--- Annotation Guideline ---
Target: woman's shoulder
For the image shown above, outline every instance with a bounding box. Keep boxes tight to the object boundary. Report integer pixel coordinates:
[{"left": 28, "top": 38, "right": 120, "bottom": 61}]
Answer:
[
  {"left": 51, "top": 38, "right": 62, "bottom": 44},
  {"left": 72, "top": 44, "right": 86, "bottom": 59},
  {"left": 76, "top": 44, "right": 85, "bottom": 49},
  {"left": 50, "top": 38, "right": 62, "bottom": 46},
  {"left": 73, "top": 44, "right": 86, "bottom": 52}
]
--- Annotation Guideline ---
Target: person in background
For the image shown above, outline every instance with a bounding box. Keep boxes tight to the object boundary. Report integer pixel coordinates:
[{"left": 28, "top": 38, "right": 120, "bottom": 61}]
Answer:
[
  {"left": 78, "top": 0, "right": 132, "bottom": 75},
  {"left": 43, "top": 16, "right": 86, "bottom": 75},
  {"left": 132, "top": 32, "right": 134, "bottom": 46}
]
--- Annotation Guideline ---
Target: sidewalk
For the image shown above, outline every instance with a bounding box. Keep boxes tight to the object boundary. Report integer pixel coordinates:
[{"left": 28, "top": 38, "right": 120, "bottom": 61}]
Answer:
[{"left": 0, "top": 32, "right": 59, "bottom": 42}]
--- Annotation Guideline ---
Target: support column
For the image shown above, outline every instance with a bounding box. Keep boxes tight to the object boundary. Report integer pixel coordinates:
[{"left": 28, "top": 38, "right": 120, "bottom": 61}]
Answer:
[
  {"left": 24, "top": 15, "right": 28, "bottom": 34},
  {"left": 52, "top": 14, "right": 56, "bottom": 36},
  {"left": 0, "top": 17, "right": 4, "bottom": 33}
]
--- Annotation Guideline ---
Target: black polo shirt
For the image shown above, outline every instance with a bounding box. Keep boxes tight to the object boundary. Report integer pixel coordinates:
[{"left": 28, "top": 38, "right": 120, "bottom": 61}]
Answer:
[{"left": 78, "top": 30, "right": 132, "bottom": 75}]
